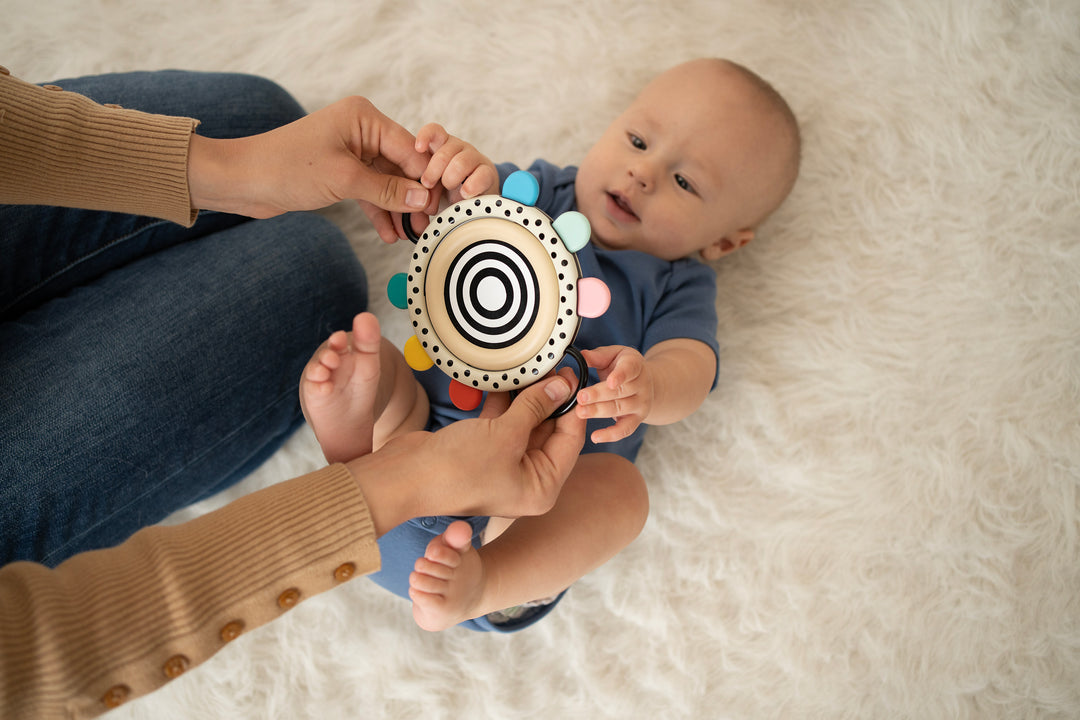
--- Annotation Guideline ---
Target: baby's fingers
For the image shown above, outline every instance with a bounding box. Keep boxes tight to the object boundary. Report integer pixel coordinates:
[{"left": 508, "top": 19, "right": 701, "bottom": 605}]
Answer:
[
  {"left": 589, "top": 416, "right": 642, "bottom": 444},
  {"left": 459, "top": 164, "right": 498, "bottom": 200},
  {"left": 420, "top": 142, "right": 460, "bottom": 190},
  {"left": 582, "top": 347, "right": 620, "bottom": 375},
  {"left": 574, "top": 393, "right": 643, "bottom": 422},
  {"left": 415, "top": 123, "right": 450, "bottom": 154}
]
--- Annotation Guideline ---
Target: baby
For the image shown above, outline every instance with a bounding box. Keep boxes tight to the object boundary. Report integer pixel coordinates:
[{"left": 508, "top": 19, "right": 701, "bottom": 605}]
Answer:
[{"left": 301, "top": 58, "right": 800, "bottom": 632}]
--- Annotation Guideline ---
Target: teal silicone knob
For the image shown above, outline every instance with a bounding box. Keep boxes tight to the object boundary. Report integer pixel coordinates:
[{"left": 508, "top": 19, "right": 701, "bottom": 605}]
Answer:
[{"left": 387, "top": 272, "right": 408, "bottom": 309}]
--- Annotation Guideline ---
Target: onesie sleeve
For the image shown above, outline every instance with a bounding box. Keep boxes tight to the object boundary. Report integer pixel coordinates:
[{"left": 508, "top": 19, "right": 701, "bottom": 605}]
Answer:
[
  {"left": 642, "top": 258, "right": 721, "bottom": 390},
  {"left": 496, "top": 161, "right": 521, "bottom": 185},
  {"left": 0, "top": 68, "right": 198, "bottom": 226},
  {"left": 497, "top": 159, "right": 579, "bottom": 217},
  {"left": 0, "top": 463, "right": 378, "bottom": 719}
]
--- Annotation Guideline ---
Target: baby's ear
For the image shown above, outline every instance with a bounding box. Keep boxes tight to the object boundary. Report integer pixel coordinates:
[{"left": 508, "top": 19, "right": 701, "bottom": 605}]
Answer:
[{"left": 701, "top": 228, "right": 754, "bottom": 261}]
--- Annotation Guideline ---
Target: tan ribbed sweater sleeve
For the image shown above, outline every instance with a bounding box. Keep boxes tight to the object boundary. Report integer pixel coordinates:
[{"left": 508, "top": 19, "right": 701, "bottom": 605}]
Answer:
[
  {"left": 0, "top": 67, "right": 198, "bottom": 226},
  {"left": 0, "top": 463, "right": 380, "bottom": 720}
]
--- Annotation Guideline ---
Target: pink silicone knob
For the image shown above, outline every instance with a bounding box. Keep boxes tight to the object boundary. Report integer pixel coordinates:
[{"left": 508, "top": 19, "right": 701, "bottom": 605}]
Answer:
[{"left": 577, "top": 277, "right": 610, "bottom": 318}]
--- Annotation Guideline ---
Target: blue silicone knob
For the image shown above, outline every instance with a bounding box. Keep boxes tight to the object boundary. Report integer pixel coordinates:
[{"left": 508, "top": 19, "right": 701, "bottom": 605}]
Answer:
[{"left": 501, "top": 170, "right": 540, "bottom": 207}]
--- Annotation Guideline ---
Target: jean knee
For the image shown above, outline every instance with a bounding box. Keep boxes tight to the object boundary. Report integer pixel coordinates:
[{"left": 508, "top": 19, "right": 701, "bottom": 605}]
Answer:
[
  {"left": 217, "top": 73, "right": 306, "bottom": 130},
  {"left": 45, "top": 70, "right": 306, "bottom": 137},
  {"left": 282, "top": 212, "right": 367, "bottom": 301},
  {"left": 260, "top": 213, "right": 368, "bottom": 335}
]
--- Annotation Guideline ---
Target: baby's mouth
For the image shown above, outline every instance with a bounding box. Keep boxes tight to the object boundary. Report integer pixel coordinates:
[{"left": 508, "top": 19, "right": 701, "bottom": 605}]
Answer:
[{"left": 607, "top": 191, "right": 638, "bottom": 221}]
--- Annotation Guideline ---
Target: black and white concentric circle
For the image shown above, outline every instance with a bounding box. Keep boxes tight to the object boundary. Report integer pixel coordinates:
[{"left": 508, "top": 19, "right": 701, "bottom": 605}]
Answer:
[
  {"left": 444, "top": 240, "right": 539, "bottom": 349},
  {"left": 407, "top": 196, "right": 582, "bottom": 392}
]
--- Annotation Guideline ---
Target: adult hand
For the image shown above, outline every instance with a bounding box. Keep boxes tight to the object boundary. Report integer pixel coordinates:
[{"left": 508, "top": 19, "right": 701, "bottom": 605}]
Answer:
[
  {"left": 187, "top": 95, "right": 440, "bottom": 240},
  {"left": 349, "top": 373, "right": 586, "bottom": 536}
]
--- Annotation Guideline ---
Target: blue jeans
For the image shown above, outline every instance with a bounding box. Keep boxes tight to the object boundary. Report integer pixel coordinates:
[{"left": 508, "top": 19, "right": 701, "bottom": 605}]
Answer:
[{"left": 0, "top": 71, "right": 367, "bottom": 566}]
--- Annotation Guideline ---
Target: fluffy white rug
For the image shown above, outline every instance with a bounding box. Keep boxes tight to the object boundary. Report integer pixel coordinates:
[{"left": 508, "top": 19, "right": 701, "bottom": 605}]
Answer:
[{"left": 6, "top": 1, "right": 1079, "bottom": 717}]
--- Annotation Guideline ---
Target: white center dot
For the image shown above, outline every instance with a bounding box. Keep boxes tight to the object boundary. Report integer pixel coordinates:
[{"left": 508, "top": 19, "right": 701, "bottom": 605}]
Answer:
[{"left": 477, "top": 276, "right": 506, "bottom": 311}]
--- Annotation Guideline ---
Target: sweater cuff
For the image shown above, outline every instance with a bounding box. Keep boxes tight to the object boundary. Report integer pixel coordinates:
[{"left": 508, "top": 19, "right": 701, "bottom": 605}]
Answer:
[
  {"left": 0, "top": 463, "right": 379, "bottom": 719},
  {"left": 0, "top": 73, "right": 198, "bottom": 226}
]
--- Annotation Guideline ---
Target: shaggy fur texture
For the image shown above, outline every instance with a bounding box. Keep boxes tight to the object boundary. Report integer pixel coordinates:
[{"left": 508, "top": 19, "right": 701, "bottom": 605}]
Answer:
[{"left": 6, "top": 1, "right": 1079, "bottom": 717}]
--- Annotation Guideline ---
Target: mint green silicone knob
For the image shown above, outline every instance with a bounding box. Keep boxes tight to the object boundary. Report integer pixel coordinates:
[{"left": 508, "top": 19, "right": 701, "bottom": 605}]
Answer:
[{"left": 552, "top": 211, "right": 591, "bottom": 253}]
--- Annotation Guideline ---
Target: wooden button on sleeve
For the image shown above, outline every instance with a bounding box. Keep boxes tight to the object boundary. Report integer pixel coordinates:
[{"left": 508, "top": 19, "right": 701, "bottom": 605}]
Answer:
[
  {"left": 334, "top": 562, "right": 357, "bottom": 583},
  {"left": 101, "top": 684, "right": 130, "bottom": 708},
  {"left": 277, "top": 587, "right": 301, "bottom": 609},
  {"left": 220, "top": 619, "right": 245, "bottom": 642},
  {"left": 163, "top": 654, "right": 190, "bottom": 679}
]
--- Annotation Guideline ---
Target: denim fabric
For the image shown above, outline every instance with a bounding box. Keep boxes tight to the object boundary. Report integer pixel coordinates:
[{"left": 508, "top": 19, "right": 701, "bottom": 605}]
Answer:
[
  {"left": 0, "top": 70, "right": 307, "bottom": 322},
  {"left": 0, "top": 72, "right": 367, "bottom": 566}
]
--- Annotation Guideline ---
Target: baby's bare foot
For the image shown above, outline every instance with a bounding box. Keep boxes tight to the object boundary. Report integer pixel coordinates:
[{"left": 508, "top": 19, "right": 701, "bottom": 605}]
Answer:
[
  {"left": 300, "top": 312, "right": 381, "bottom": 463},
  {"left": 409, "top": 521, "right": 485, "bottom": 632}
]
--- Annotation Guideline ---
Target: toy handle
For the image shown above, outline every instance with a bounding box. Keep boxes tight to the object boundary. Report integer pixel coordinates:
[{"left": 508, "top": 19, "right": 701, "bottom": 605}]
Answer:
[
  {"left": 551, "top": 346, "right": 589, "bottom": 418},
  {"left": 511, "top": 345, "right": 588, "bottom": 419},
  {"left": 402, "top": 213, "right": 421, "bottom": 244}
]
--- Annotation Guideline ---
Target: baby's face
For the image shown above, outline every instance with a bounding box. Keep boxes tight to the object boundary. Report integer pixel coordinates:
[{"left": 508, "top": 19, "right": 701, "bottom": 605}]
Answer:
[{"left": 575, "top": 60, "right": 791, "bottom": 261}]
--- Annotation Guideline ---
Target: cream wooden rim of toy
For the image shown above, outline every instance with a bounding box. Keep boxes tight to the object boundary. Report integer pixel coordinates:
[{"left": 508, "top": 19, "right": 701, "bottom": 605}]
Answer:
[{"left": 406, "top": 196, "right": 582, "bottom": 392}]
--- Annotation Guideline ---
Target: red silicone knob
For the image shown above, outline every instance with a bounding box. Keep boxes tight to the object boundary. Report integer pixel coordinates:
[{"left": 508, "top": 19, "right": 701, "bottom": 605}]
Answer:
[{"left": 449, "top": 380, "right": 484, "bottom": 411}]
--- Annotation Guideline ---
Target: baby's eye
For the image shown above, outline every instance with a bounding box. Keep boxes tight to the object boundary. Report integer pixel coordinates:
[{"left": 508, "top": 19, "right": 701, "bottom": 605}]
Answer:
[
  {"left": 629, "top": 134, "right": 646, "bottom": 150},
  {"left": 675, "top": 174, "right": 694, "bottom": 193}
]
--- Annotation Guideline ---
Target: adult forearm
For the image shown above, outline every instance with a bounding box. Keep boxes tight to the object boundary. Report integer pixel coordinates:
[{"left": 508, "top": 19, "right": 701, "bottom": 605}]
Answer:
[
  {"left": 0, "top": 69, "right": 197, "bottom": 225},
  {"left": 186, "top": 132, "right": 274, "bottom": 218},
  {"left": 0, "top": 464, "right": 376, "bottom": 719}
]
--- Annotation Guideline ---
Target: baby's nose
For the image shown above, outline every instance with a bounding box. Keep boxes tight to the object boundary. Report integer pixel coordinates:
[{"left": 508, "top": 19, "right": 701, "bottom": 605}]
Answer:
[{"left": 628, "top": 163, "right": 653, "bottom": 191}]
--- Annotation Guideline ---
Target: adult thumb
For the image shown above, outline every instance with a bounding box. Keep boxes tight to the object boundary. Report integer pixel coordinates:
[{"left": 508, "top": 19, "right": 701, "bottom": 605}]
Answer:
[
  {"left": 353, "top": 165, "right": 430, "bottom": 213},
  {"left": 500, "top": 376, "right": 574, "bottom": 430},
  {"left": 500, "top": 375, "right": 586, "bottom": 497}
]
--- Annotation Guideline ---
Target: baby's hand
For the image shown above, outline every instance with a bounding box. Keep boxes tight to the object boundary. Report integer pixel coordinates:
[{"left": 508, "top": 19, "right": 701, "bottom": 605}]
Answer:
[
  {"left": 415, "top": 123, "right": 499, "bottom": 203},
  {"left": 575, "top": 346, "right": 654, "bottom": 443}
]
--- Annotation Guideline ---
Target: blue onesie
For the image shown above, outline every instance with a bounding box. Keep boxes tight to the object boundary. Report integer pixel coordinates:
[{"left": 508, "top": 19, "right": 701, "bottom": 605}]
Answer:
[{"left": 370, "top": 159, "right": 720, "bottom": 631}]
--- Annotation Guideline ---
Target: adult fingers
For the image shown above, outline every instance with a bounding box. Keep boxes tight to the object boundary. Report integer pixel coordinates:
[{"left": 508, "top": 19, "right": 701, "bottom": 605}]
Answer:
[
  {"left": 498, "top": 376, "right": 573, "bottom": 432},
  {"left": 340, "top": 97, "right": 431, "bottom": 211},
  {"left": 348, "top": 162, "right": 430, "bottom": 213},
  {"left": 478, "top": 390, "right": 511, "bottom": 419},
  {"left": 356, "top": 200, "right": 399, "bottom": 244},
  {"left": 503, "top": 376, "right": 586, "bottom": 474},
  {"left": 362, "top": 99, "right": 431, "bottom": 181}
]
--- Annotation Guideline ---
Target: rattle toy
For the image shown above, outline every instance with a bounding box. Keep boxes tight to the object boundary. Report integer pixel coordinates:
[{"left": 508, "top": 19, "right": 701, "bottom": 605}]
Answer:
[{"left": 387, "top": 170, "right": 610, "bottom": 416}]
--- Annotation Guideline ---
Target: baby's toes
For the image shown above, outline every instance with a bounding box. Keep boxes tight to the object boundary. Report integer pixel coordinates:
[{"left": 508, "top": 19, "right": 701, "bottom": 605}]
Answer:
[
  {"left": 316, "top": 347, "right": 343, "bottom": 373},
  {"left": 414, "top": 556, "right": 457, "bottom": 581},
  {"left": 409, "top": 569, "right": 449, "bottom": 595},
  {"left": 325, "top": 329, "right": 350, "bottom": 353}
]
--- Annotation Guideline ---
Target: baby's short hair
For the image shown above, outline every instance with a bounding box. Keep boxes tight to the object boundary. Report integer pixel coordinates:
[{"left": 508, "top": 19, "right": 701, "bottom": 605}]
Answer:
[
  {"left": 725, "top": 59, "right": 803, "bottom": 195},
  {"left": 719, "top": 59, "right": 802, "bottom": 215}
]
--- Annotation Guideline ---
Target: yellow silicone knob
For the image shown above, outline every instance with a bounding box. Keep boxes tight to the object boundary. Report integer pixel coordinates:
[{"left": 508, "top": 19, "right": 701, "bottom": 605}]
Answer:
[{"left": 404, "top": 335, "right": 434, "bottom": 371}]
